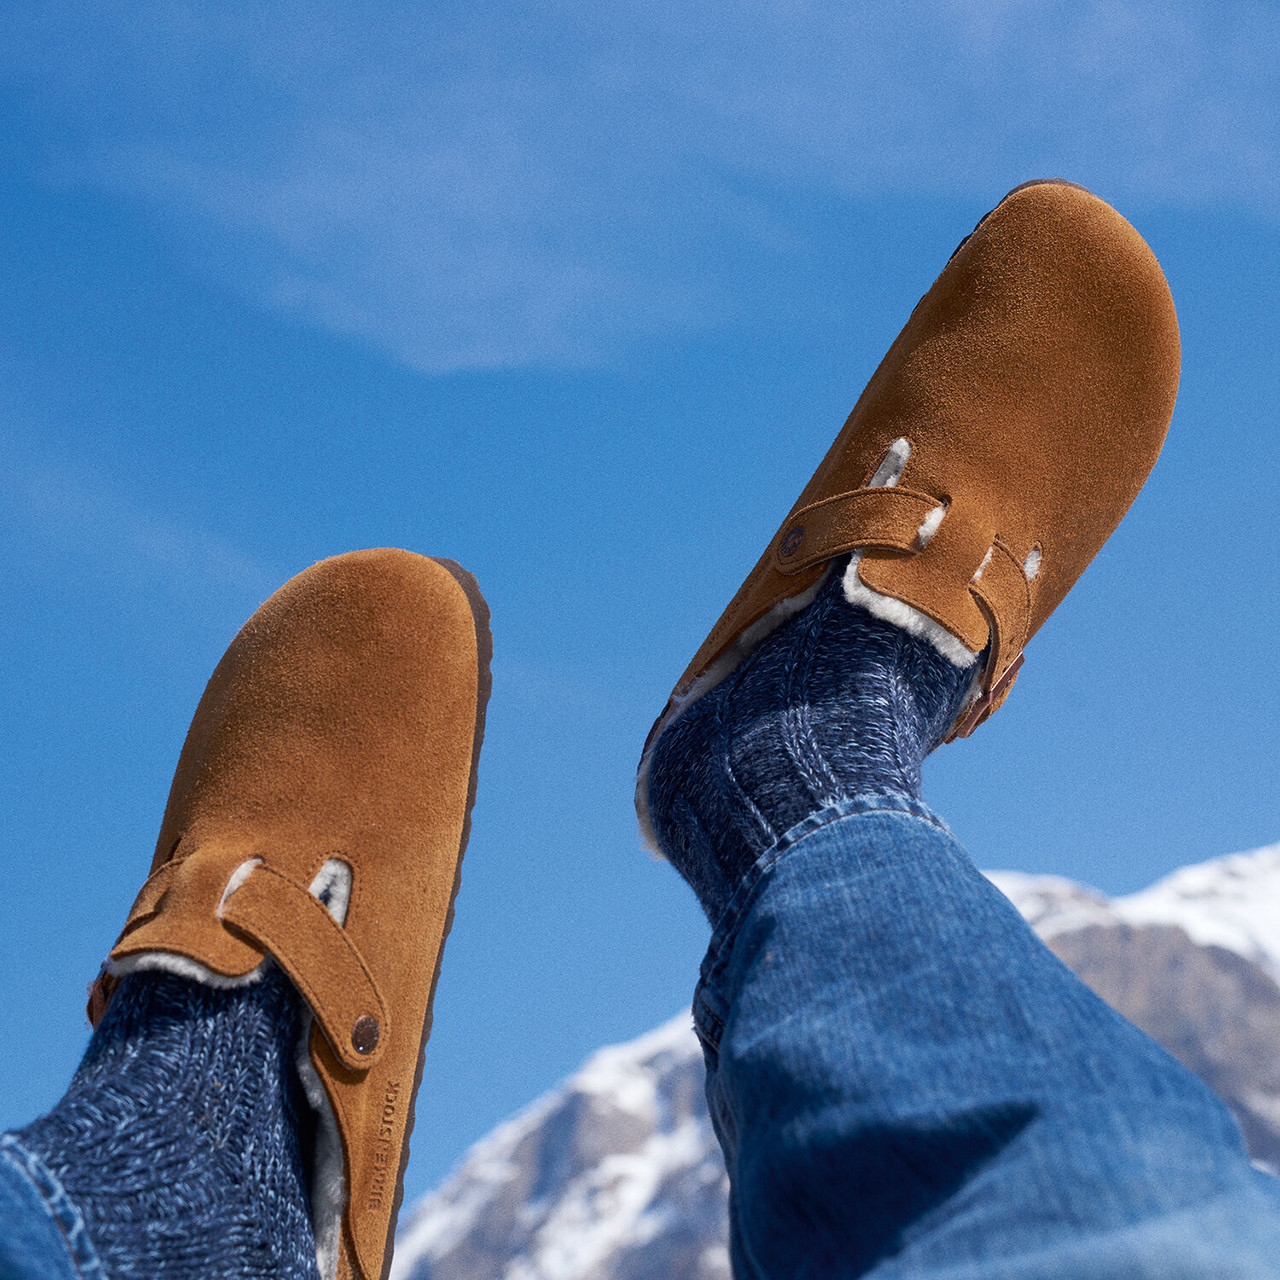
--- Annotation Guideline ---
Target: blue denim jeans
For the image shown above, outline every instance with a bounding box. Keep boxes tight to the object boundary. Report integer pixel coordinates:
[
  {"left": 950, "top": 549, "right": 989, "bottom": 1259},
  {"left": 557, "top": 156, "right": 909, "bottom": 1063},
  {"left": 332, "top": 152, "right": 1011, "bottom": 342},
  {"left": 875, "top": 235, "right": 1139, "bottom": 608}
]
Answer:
[
  {"left": 0, "top": 1137, "right": 101, "bottom": 1280},
  {"left": 6, "top": 796, "right": 1280, "bottom": 1278},
  {"left": 696, "top": 793, "right": 1280, "bottom": 1278}
]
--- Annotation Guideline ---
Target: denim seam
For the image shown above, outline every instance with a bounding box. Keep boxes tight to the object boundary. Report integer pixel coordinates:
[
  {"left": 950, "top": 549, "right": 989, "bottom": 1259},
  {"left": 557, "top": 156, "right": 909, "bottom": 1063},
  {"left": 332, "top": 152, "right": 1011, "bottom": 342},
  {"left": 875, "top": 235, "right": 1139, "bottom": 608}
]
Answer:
[
  {"left": 693, "top": 793, "right": 954, "bottom": 1050},
  {"left": 0, "top": 1136, "right": 105, "bottom": 1279}
]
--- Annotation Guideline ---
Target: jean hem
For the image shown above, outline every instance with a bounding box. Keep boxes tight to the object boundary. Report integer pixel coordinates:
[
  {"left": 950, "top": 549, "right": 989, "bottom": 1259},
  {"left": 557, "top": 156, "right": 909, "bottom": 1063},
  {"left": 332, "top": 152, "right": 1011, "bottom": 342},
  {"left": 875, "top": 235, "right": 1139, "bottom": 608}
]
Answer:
[
  {"left": 692, "top": 792, "right": 953, "bottom": 1054},
  {"left": 0, "top": 1135, "right": 105, "bottom": 1279}
]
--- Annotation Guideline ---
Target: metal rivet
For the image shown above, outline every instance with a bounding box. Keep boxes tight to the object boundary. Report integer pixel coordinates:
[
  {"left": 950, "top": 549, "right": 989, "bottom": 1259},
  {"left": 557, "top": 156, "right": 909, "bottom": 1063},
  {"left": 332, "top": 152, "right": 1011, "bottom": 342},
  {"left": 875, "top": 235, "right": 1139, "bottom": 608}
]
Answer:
[
  {"left": 351, "top": 1015, "right": 380, "bottom": 1055},
  {"left": 779, "top": 526, "right": 806, "bottom": 557}
]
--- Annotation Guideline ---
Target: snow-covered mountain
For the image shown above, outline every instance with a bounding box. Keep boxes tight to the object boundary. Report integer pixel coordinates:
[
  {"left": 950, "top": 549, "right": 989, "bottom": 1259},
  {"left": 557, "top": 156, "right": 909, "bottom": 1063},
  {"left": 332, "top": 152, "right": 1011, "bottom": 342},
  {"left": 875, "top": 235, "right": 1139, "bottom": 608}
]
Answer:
[
  {"left": 991, "top": 844, "right": 1280, "bottom": 1164},
  {"left": 990, "top": 842, "right": 1280, "bottom": 984},
  {"left": 392, "top": 842, "right": 1280, "bottom": 1280},
  {"left": 390, "top": 1017, "right": 729, "bottom": 1280}
]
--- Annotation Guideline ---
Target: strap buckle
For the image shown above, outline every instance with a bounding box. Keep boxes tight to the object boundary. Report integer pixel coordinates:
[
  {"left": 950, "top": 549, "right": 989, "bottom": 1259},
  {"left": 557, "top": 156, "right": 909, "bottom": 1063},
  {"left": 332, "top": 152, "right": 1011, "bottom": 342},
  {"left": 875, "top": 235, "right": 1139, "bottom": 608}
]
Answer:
[{"left": 954, "top": 651, "right": 1024, "bottom": 739}]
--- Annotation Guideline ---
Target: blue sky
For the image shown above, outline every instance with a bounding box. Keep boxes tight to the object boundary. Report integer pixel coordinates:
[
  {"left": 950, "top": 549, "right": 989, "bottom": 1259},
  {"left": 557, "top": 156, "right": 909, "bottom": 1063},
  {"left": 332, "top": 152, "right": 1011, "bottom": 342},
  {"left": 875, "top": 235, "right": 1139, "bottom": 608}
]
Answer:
[{"left": 2, "top": 1, "right": 1279, "bottom": 1205}]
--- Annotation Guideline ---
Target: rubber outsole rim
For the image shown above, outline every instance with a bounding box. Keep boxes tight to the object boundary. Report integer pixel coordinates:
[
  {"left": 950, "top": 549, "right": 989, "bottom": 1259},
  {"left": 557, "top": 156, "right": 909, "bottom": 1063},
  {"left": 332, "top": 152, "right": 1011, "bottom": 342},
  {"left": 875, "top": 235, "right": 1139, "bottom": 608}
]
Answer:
[{"left": 373, "top": 556, "right": 494, "bottom": 1280}]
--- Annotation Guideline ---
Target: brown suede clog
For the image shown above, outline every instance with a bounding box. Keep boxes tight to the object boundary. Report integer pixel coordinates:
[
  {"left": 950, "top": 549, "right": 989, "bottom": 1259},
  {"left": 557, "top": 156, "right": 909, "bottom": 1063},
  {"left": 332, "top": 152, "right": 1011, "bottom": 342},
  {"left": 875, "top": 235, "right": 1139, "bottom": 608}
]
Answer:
[
  {"left": 640, "top": 180, "right": 1179, "bottom": 778},
  {"left": 86, "top": 548, "right": 491, "bottom": 1280}
]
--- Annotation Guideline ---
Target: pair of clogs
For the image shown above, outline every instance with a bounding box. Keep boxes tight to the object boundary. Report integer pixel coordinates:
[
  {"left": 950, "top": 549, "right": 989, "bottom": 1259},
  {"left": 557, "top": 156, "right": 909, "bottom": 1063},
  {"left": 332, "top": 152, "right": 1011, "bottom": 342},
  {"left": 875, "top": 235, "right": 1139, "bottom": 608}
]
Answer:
[{"left": 86, "top": 181, "right": 1178, "bottom": 1280}]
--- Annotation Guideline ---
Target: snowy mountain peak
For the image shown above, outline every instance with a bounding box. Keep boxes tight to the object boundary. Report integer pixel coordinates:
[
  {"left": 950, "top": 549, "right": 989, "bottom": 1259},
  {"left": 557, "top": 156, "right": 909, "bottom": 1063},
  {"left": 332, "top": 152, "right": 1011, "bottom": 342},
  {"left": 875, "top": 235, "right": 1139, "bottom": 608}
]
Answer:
[
  {"left": 389, "top": 1012, "right": 725, "bottom": 1280},
  {"left": 984, "top": 870, "right": 1113, "bottom": 934},
  {"left": 990, "top": 841, "right": 1280, "bottom": 981},
  {"left": 569, "top": 1013, "right": 702, "bottom": 1119}
]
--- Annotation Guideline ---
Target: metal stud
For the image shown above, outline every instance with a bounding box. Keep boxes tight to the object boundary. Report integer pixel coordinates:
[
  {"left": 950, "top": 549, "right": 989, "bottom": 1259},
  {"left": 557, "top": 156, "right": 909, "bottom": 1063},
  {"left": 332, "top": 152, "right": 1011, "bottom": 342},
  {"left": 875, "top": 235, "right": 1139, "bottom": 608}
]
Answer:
[
  {"left": 779, "top": 526, "right": 806, "bottom": 557},
  {"left": 351, "top": 1014, "right": 380, "bottom": 1055}
]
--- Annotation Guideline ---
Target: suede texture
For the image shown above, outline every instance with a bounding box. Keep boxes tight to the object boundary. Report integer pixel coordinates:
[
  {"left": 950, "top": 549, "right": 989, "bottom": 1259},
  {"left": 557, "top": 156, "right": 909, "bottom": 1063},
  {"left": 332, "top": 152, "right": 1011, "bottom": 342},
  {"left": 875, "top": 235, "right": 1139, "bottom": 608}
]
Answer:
[
  {"left": 654, "top": 181, "right": 1180, "bottom": 741},
  {"left": 87, "top": 549, "right": 492, "bottom": 1280}
]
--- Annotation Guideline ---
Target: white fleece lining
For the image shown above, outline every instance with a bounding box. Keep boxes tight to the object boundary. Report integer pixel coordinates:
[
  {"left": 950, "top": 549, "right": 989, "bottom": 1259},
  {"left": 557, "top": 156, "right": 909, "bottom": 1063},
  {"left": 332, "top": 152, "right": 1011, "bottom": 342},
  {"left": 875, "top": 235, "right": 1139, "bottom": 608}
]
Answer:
[
  {"left": 1023, "top": 546, "right": 1042, "bottom": 579},
  {"left": 107, "top": 950, "right": 266, "bottom": 988},
  {"left": 841, "top": 553, "right": 980, "bottom": 669},
  {"left": 869, "top": 437, "right": 909, "bottom": 486},
  {"left": 218, "top": 858, "right": 263, "bottom": 916},
  {"left": 971, "top": 546, "right": 994, "bottom": 583},
  {"left": 309, "top": 858, "right": 352, "bottom": 929},
  {"left": 295, "top": 1027, "right": 346, "bottom": 1280},
  {"left": 109, "top": 855, "right": 354, "bottom": 1280},
  {"left": 916, "top": 504, "right": 946, "bottom": 548}
]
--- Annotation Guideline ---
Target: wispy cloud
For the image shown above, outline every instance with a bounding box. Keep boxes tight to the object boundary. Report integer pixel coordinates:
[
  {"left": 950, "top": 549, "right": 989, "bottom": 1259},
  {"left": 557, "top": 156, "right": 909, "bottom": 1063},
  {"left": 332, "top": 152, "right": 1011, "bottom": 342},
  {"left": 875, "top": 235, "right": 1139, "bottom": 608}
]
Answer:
[
  {"left": 0, "top": 439, "right": 276, "bottom": 606},
  {"left": 4, "top": 0, "right": 1278, "bottom": 370}
]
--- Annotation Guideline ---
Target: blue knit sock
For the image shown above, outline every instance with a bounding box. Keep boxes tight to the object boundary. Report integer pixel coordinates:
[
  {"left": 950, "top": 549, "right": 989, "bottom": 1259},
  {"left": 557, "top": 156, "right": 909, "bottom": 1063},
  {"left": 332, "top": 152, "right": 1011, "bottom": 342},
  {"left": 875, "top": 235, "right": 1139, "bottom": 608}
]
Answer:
[
  {"left": 10, "top": 965, "right": 319, "bottom": 1280},
  {"left": 645, "top": 558, "right": 977, "bottom": 924}
]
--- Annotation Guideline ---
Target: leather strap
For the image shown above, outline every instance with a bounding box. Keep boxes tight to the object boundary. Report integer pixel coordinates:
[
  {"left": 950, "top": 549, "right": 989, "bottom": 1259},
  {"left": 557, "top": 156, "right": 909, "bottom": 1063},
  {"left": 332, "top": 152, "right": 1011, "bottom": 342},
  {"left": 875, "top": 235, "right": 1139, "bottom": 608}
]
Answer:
[
  {"left": 949, "top": 537, "right": 1033, "bottom": 740},
  {"left": 117, "top": 840, "right": 258, "bottom": 941},
  {"left": 771, "top": 495, "right": 1036, "bottom": 740},
  {"left": 970, "top": 538, "right": 1031, "bottom": 690},
  {"left": 951, "top": 651, "right": 1024, "bottom": 739},
  {"left": 119, "top": 858, "right": 180, "bottom": 930},
  {"left": 96, "top": 841, "right": 390, "bottom": 1072},
  {"left": 772, "top": 486, "right": 941, "bottom": 575},
  {"left": 222, "top": 864, "right": 389, "bottom": 1072}
]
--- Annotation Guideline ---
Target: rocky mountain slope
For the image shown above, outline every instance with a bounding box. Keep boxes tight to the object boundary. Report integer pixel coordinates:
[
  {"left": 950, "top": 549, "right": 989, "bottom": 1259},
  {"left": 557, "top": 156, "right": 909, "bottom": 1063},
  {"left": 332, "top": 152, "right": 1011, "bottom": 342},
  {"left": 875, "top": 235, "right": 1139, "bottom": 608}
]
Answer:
[{"left": 391, "top": 842, "right": 1280, "bottom": 1280}]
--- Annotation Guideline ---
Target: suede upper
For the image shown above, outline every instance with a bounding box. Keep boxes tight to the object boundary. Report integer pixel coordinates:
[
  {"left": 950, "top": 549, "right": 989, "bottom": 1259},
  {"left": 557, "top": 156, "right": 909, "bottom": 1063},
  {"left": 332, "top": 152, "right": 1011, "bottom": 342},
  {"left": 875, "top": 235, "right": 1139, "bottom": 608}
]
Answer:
[
  {"left": 88, "top": 549, "right": 492, "bottom": 1280},
  {"left": 656, "top": 181, "right": 1180, "bottom": 741}
]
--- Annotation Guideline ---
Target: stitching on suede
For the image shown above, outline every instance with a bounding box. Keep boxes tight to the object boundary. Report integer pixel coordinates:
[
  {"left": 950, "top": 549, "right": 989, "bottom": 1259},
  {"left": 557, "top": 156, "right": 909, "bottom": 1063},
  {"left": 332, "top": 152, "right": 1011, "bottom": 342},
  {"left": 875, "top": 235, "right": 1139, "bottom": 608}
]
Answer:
[
  {"left": 345, "top": 853, "right": 364, "bottom": 924},
  {"left": 121, "top": 859, "right": 181, "bottom": 929},
  {"left": 1023, "top": 543, "right": 1042, "bottom": 581}
]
